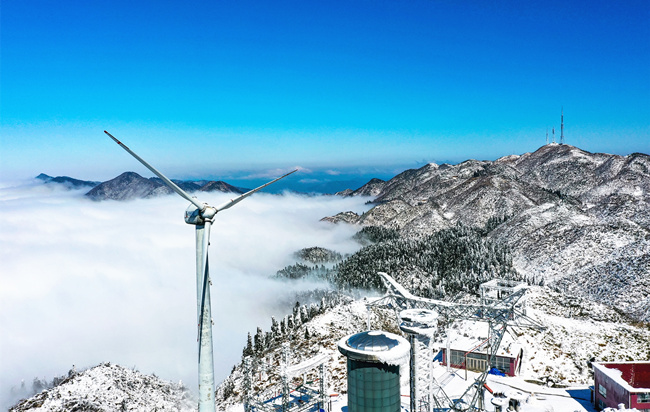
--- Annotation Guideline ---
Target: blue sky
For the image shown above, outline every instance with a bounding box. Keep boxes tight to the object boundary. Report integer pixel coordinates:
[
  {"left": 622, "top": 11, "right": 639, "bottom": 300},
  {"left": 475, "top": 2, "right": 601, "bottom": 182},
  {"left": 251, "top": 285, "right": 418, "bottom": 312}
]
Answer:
[{"left": 1, "top": 0, "right": 649, "bottom": 185}]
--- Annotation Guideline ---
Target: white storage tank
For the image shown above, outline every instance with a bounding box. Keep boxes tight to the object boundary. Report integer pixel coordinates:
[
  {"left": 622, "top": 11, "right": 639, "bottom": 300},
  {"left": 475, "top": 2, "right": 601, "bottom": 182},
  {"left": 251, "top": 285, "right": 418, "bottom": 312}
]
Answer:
[{"left": 338, "top": 330, "right": 410, "bottom": 412}]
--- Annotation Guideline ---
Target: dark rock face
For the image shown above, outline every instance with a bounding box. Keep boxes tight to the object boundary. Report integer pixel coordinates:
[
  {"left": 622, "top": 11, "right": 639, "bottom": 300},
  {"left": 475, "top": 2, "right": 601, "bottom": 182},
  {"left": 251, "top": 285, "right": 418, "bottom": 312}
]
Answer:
[{"left": 327, "top": 144, "right": 650, "bottom": 321}]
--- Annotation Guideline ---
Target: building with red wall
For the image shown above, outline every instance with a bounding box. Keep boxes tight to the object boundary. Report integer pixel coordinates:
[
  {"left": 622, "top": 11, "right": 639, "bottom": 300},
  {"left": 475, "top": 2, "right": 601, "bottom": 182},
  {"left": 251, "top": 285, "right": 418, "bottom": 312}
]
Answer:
[
  {"left": 440, "top": 347, "right": 522, "bottom": 377},
  {"left": 593, "top": 361, "right": 650, "bottom": 411},
  {"left": 436, "top": 321, "right": 523, "bottom": 377}
]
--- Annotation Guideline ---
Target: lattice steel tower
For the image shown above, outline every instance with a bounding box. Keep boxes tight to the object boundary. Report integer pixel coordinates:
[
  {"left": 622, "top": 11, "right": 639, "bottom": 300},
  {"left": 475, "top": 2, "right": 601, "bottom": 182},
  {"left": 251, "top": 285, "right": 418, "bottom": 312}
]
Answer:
[
  {"left": 560, "top": 107, "right": 564, "bottom": 144},
  {"left": 399, "top": 309, "right": 439, "bottom": 412}
]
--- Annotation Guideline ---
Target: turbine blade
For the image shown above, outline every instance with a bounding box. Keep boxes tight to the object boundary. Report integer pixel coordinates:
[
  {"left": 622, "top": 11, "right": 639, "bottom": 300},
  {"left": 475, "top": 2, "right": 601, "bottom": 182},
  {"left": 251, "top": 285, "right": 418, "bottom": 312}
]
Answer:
[
  {"left": 104, "top": 131, "right": 204, "bottom": 210},
  {"left": 215, "top": 169, "right": 297, "bottom": 212}
]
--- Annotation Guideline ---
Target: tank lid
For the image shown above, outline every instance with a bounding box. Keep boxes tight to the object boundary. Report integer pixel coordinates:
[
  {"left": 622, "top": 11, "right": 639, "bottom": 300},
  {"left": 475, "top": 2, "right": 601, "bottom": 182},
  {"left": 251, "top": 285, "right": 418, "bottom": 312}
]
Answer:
[
  {"left": 346, "top": 331, "right": 400, "bottom": 352},
  {"left": 338, "top": 330, "right": 410, "bottom": 363}
]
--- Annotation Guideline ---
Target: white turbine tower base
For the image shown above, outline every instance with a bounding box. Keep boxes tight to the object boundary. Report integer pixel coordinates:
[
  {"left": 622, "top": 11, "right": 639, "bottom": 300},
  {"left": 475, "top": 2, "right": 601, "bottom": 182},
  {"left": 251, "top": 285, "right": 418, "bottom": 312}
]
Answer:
[{"left": 104, "top": 131, "right": 296, "bottom": 412}]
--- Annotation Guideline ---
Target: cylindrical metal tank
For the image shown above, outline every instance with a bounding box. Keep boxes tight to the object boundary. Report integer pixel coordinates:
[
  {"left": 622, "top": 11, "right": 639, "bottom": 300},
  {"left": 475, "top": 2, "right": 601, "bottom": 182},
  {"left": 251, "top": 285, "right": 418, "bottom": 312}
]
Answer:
[{"left": 338, "top": 330, "right": 410, "bottom": 412}]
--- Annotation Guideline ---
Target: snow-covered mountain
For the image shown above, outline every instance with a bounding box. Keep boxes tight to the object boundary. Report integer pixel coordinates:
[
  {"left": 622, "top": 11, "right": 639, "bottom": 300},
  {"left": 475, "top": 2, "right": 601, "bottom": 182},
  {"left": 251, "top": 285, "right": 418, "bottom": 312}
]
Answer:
[
  {"left": 330, "top": 144, "right": 650, "bottom": 321},
  {"left": 9, "top": 363, "right": 195, "bottom": 411},
  {"left": 82, "top": 172, "right": 248, "bottom": 201},
  {"left": 85, "top": 171, "right": 177, "bottom": 200}
]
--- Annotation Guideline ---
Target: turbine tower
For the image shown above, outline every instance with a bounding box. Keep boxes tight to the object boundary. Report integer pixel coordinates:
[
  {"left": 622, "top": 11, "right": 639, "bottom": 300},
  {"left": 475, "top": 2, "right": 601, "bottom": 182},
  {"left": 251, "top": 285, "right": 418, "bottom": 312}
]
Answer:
[{"left": 104, "top": 131, "right": 296, "bottom": 412}]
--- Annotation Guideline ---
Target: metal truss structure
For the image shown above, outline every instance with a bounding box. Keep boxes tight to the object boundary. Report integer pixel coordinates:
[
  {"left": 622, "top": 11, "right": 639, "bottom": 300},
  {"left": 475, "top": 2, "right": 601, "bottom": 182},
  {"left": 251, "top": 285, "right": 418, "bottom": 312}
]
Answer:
[
  {"left": 399, "top": 309, "right": 438, "bottom": 412},
  {"left": 368, "top": 272, "right": 545, "bottom": 412},
  {"left": 244, "top": 342, "right": 329, "bottom": 412}
]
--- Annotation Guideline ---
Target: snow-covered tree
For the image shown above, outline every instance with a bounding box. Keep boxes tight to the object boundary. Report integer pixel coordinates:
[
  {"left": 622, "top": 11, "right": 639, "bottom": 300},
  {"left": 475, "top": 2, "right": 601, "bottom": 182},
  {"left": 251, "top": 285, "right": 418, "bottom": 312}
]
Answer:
[
  {"left": 254, "top": 327, "right": 263, "bottom": 355},
  {"left": 243, "top": 333, "right": 253, "bottom": 358}
]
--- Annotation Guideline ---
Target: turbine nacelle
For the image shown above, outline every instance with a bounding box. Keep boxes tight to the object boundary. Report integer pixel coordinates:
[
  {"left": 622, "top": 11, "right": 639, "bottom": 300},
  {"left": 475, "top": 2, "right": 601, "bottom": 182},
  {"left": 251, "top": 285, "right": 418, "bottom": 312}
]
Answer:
[{"left": 185, "top": 202, "right": 217, "bottom": 225}]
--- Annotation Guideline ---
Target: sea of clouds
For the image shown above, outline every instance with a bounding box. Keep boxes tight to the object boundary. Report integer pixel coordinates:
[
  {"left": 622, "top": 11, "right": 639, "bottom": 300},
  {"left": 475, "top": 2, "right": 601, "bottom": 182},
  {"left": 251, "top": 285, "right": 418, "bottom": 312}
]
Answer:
[{"left": 0, "top": 179, "right": 371, "bottom": 408}]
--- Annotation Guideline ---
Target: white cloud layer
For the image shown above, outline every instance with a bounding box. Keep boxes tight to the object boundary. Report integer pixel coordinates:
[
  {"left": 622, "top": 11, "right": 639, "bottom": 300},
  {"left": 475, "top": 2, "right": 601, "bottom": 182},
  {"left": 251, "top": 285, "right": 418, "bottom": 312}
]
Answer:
[{"left": 0, "top": 179, "right": 371, "bottom": 408}]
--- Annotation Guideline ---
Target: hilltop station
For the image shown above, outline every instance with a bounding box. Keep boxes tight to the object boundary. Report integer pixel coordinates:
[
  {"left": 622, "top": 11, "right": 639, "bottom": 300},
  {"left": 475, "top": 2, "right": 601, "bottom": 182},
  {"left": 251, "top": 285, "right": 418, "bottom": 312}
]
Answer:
[{"left": 239, "top": 273, "right": 648, "bottom": 412}]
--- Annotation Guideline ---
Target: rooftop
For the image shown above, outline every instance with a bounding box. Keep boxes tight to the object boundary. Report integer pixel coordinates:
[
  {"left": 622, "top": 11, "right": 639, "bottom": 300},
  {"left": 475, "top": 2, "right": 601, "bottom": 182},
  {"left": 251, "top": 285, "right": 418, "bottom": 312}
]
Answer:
[{"left": 594, "top": 361, "right": 650, "bottom": 391}]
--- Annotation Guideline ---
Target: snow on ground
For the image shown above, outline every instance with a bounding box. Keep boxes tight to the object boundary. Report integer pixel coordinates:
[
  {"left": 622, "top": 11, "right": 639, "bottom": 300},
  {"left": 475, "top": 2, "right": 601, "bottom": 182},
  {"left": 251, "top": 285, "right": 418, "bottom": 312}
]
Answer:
[
  {"left": 487, "top": 374, "right": 594, "bottom": 411},
  {"left": 518, "top": 288, "right": 650, "bottom": 386}
]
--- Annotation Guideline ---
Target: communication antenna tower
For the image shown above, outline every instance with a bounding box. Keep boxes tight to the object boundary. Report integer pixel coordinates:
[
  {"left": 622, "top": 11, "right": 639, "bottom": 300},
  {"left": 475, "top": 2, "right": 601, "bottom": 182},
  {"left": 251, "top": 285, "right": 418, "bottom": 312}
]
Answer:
[
  {"left": 560, "top": 107, "right": 564, "bottom": 144},
  {"left": 552, "top": 127, "right": 555, "bottom": 144},
  {"left": 546, "top": 128, "right": 549, "bottom": 145}
]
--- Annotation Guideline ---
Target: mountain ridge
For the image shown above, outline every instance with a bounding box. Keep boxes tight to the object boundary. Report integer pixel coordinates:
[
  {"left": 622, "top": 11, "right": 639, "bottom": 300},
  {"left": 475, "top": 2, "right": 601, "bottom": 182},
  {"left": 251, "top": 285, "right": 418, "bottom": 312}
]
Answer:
[
  {"left": 35, "top": 173, "right": 100, "bottom": 189},
  {"left": 35, "top": 172, "right": 250, "bottom": 201},
  {"left": 85, "top": 172, "right": 252, "bottom": 201},
  {"left": 330, "top": 144, "right": 650, "bottom": 321}
]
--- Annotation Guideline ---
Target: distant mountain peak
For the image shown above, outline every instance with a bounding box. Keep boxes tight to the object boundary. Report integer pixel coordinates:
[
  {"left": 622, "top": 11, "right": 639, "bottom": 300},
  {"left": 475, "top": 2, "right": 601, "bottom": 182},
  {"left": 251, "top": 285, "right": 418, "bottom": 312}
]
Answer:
[
  {"left": 346, "top": 177, "right": 386, "bottom": 197},
  {"left": 199, "top": 180, "right": 246, "bottom": 194},
  {"left": 84, "top": 173, "right": 246, "bottom": 201},
  {"left": 85, "top": 172, "right": 170, "bottom": 201},
  {"left": 34, "top": 173, "right": 100, "bottom": 189}
]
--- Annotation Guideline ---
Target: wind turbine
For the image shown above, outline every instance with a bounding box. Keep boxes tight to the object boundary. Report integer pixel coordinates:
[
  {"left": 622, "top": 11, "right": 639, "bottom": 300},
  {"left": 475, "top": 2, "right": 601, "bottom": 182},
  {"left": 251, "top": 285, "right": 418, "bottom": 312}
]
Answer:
[{"left": 104, "top": 131, "right": 296, "bottom": 411}]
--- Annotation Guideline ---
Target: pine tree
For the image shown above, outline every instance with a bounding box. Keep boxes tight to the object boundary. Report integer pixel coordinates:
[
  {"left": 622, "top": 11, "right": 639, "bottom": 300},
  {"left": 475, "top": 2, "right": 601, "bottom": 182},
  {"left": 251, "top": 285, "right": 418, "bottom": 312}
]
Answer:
[
  {"left": 254, "top": 327, "right": 263, "bottom": 355},
  {"left": 299, "top": 305, "right": 308, "bottom": 324},
  {"left": 265, "top": 331, "right": 273, "bottom": 349},
  {"left": 309, "top": 304, "right": 318, "bottom": 319},
  {"left": 32, "top": 377, "right": 45, "bottom": 394},
  {"left": 243, "top": 332, "right": 253, "bottom": 358},
  {"left": 293, "top": 301, "right": 301, "bottom": 326},
  {"left": 281, "top": 317, "right": 287, "bottom": 335},
  {"left": 271, "top": 316, "right": 280, "bottom": 340}
]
